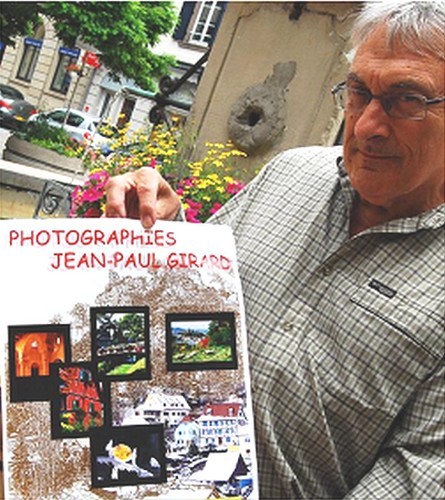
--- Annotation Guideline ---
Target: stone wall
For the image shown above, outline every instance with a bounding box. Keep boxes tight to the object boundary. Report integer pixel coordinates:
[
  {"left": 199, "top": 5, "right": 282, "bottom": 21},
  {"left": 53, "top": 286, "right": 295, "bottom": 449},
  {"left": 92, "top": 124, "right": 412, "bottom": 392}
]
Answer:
[{"left": 187, "top": 2, "right": 360, "bottom": 179}]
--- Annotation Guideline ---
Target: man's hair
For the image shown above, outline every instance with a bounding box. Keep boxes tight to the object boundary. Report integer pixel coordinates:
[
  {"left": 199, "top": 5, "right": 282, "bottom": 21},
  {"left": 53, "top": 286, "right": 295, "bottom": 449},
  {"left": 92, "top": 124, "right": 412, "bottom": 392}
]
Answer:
[{"left": 351, "top": 1, "right": 445, "bottom": 60}]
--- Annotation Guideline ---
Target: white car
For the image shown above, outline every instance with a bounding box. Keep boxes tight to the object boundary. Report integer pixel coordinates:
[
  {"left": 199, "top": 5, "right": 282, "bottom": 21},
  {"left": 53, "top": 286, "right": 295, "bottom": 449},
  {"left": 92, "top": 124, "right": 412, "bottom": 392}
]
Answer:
[{"left": 27, "top": 108, "right": 118, "bottom": 151}]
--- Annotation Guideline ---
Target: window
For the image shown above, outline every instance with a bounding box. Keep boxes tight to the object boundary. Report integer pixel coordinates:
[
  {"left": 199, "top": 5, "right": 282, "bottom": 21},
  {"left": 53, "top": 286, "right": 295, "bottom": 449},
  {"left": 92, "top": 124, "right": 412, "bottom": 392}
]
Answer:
[
  {"left": 0, "top": 41, "right": 5, "bottom": 65},
  {"left": 190, "top": 1, "right": 225, "bottom": 46},
  {"left": 99, "top": 92, "right": 112, "bottom": 118},
  {"left": 174, "top": 1, "right": 226, "bottom": 48},
  {"left": 17, "top": 38, "right": 43, "bottom": 82},
  {"left": 117, "top": 98, "right": 135, "bottom": 128},
  {"left": 51, "top": 47, "right": 80, "bottom": 94}
]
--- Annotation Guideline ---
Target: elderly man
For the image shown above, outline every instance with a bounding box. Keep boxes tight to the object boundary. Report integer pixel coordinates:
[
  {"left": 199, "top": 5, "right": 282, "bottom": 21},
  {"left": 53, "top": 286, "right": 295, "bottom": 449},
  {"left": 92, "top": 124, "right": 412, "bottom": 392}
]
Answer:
[{"left": 106, "top": 1, "right": 444, "bottom": 498}]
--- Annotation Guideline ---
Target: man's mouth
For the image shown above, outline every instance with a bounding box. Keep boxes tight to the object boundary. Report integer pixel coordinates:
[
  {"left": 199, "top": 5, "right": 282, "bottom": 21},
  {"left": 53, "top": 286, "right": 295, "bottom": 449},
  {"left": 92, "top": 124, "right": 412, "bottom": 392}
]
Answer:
[{"left": 357, "top": 148, "right": 400, "bottom": 160}]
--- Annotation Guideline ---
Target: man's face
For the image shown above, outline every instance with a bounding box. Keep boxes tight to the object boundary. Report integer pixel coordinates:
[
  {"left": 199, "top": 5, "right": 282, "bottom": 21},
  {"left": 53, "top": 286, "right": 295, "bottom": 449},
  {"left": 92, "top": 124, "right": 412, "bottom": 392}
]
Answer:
[{"left": 343, "top": 25, "right": 445, "bottom": 214}]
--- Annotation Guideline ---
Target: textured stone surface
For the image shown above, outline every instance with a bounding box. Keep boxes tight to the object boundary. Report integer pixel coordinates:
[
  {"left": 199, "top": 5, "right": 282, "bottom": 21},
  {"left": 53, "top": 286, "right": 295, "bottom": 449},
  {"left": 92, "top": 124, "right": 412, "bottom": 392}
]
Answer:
[{"left": 228, "top": 61, "right": 296, "bottom": 154}]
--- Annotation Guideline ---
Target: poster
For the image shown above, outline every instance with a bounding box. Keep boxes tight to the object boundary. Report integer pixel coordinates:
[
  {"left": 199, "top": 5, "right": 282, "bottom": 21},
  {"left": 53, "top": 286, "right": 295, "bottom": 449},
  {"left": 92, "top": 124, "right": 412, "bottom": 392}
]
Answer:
[{"left": 0, "top": 218, "right": 258, "bottom": 500}]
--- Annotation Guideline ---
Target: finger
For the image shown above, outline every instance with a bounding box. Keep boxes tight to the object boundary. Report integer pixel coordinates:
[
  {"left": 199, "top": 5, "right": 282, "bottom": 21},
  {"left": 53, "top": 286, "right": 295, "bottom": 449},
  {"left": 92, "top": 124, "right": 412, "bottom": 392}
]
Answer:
[
  {"left": 156, "top": 180, "right": 182, "bottom": 220},
  {"left": 135, "top": 168, "right": 161, "bottom": 228},
  {"left": 105, "top": 175, "right": 132, "bottom": 218}
]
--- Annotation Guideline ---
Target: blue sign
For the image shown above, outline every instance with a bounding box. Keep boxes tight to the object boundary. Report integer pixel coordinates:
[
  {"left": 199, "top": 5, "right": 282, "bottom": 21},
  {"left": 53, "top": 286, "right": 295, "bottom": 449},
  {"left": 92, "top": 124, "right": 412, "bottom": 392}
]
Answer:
[
  {"left": 25, "top": 37, "right": 43, "bottom": 49},
  {"left": 59, "top": 47, "right": 80, "bottom": 58}
]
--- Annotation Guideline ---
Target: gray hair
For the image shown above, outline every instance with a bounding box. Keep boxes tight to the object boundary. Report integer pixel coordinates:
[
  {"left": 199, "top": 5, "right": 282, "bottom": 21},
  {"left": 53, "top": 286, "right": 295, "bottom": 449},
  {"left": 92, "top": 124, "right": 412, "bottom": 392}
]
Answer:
[{"left": 350, "top": 1, "right": 445, "bottom": 60}]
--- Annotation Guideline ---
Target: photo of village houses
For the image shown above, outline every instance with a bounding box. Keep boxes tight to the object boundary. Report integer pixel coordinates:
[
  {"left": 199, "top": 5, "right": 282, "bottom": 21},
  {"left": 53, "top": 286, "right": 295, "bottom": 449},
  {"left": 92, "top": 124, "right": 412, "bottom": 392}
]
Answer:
[
  {"left": 166, "top": 312, "right": 237, "bottom": 371},
  {"left": 121, "top": 389, "right": 255, "bottom": 498},
  {"left": 91, "top": 307, "right": 150, "bottom": 380}
]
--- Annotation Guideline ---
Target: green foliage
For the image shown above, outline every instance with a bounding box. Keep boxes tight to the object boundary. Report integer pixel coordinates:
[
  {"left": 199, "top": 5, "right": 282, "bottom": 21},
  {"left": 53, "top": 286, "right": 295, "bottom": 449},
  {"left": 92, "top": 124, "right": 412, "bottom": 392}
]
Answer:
[
  {"left": 207, "top": 320, "right": 232, "bottom": 346},
  {"left": 104, "top": 357, "right": 146, "bottom": 375},
  {"left": 118, "top": 313, "right": 145, "bottom": 342},
  {"left": 1, "top": 1, "right": 178, "bottom": 90},
  {"left": 17, "top": 119, "right": 86, "bottom": 158},
  {"left": 173, "top": 345, "right": 233, "bottom": 364},
  {"left": 0, "top": 2, "right": 40, "bottom": 46}
]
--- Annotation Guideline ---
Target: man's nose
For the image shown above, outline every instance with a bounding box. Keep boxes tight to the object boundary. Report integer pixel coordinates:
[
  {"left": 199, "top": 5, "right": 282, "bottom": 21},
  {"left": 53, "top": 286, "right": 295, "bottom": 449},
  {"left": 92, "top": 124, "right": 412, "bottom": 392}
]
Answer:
[{"left": 353, "top": 98, "right": 392, "bottom": 141}]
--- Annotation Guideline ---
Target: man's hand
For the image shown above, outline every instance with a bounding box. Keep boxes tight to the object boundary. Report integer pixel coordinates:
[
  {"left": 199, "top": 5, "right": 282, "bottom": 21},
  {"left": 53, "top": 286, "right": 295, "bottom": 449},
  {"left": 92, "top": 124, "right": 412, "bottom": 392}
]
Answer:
[{"left": 105, "top": 167, "right": 182, "bottom": 228}]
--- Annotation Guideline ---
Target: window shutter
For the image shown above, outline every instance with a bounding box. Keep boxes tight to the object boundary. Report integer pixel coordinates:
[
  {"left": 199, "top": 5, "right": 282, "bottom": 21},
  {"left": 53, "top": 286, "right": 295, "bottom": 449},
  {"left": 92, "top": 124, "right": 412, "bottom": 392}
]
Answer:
[
  {"left": 173, "top": 2, "right": 196, "bottom": 41},
  {"left": 210, "top": 2, "right": 227, "bottom": 45}
]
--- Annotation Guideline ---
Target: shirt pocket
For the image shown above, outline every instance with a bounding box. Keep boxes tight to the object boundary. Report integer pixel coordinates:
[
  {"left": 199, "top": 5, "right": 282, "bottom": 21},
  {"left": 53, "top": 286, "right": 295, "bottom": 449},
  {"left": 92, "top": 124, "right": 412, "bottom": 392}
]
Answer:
[
  {"left": 313, "top": 280, "right": 443, "bottom": 425},
  {"left": 350, "top": 284, "right": 443, "bottom": 363}
]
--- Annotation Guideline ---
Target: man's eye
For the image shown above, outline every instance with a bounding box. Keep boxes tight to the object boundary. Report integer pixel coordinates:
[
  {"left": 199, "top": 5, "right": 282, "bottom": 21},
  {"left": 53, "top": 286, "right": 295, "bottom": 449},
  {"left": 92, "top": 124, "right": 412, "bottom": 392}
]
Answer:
[
  {"left": 349, "top": 87, "right": 368, "bottom": 94},
  {"left": 398, "top": 94, "right": 423, "bottom": 103}
]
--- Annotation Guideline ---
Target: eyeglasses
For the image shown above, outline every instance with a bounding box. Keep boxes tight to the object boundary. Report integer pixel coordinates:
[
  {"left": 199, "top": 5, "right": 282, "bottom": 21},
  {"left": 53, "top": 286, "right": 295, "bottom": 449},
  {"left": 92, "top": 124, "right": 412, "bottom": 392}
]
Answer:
[{"left": 331, "top": 81, "right": 445, "bottom": 120}]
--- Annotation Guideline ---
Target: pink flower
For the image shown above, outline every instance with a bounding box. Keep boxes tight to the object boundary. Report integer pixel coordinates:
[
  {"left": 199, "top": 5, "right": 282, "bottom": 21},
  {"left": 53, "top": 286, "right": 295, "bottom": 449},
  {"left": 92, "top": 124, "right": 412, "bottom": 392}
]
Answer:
[
  {"left": 185, "top": 199, "right": 202, "bottom": 210},
  {"left": 184, "top": 206, "right": 202, "bottom": 223},
  {"left": 81, "top": 186, "right": 104, "bottom": 202},
  {"left": 89, "top": 170, "right": 109, "bottom": 182},
  {"left": 226, "top": 181, "right": 245, "bottom": 195},
  {"left": 209, "top": 202, "right": 223, "bottom": 215},
  {"left": 83, "top": 207, "right": 102, "bottom": 218}
]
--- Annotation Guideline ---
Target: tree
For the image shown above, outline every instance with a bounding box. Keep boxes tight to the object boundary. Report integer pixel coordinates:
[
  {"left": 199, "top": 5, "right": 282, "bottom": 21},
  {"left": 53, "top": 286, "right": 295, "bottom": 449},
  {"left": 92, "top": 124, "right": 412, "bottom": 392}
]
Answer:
[
  {"left": 207, "top": 320, "right": 232, "bottom": 346},
  {"left": 119, "top": 312, "right": 145, "bottom": 342},
  {"left": 0, "top": 1, "right": 178, "bottom": 90}
]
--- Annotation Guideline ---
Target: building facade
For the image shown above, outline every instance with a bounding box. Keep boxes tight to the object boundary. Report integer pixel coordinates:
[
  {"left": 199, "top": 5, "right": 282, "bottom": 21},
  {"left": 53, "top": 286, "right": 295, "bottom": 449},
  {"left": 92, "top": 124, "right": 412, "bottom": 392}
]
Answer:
[
  {"left": 134, "top": 392, "right": 191, "bottom": 427},
  {"left": 0, "top": 1, "right": 226, "bottom": 133}
]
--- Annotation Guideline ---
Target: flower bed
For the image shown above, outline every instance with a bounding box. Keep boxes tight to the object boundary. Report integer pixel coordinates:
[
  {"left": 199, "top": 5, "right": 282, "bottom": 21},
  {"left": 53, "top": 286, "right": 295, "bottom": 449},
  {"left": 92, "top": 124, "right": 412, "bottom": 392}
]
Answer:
[{"left": 70, "top": 124, "right": 248, "bottom": 222}]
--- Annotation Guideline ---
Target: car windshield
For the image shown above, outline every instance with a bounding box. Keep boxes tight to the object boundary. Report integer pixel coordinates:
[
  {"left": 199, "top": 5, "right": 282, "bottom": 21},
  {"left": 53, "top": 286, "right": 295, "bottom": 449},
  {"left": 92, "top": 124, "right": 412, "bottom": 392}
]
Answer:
[
  {"left": 46, "top": 110, "right": 67, "bottom": 123},
  {"left": 66, "top": 113, "right": 84, "bottom": 127},
  {"left": 0, "top": 85, "right": 24, "bottom": 100}
]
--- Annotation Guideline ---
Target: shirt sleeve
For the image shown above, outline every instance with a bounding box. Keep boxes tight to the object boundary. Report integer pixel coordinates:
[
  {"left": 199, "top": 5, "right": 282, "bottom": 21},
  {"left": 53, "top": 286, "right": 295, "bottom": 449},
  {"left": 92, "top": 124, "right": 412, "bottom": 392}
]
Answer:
[{"left": 344, "top": 362, "right": 445, "bottom": 499}]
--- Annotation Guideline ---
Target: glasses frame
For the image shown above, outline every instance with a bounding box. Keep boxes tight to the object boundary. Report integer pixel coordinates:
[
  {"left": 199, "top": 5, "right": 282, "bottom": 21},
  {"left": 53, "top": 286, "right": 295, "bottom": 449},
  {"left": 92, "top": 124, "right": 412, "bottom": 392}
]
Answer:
[{"left": 331, "top": 81, "right": 445, "bottom": 120}]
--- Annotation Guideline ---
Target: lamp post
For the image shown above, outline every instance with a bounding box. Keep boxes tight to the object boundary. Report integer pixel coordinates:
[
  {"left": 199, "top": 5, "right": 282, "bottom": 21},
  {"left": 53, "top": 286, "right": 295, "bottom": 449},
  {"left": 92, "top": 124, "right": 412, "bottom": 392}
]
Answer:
[{"left": 63, "top": 50, "right": 102, "bottom": 126}]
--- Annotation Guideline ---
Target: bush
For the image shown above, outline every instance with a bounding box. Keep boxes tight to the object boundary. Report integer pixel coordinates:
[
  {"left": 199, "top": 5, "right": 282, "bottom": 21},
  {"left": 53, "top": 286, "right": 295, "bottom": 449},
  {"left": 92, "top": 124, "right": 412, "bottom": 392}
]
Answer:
[{"left": 16, "top": 119, "right": 86, "bottom": 158}]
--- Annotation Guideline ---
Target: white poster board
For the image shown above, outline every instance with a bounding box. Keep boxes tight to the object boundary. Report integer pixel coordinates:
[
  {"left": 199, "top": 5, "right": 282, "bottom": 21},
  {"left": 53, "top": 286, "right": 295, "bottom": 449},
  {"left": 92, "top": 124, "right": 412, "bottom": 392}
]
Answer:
[{"left": 0, "top": 218, "right": 257, "bottom": 500}]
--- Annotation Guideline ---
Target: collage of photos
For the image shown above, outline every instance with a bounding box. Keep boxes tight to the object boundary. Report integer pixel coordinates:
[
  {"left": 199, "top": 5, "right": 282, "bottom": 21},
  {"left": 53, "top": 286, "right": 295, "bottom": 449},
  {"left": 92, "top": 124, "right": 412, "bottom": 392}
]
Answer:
[{"left": 6, "top": 307, "right": 254, "bottom": 497}]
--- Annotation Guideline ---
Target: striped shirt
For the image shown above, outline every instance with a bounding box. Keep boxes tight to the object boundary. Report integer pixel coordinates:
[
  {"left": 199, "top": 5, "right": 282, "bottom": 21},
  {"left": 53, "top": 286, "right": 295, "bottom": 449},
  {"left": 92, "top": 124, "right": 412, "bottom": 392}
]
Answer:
[{"left": 210, "top": 146, "right": 445, "bottom": 499}]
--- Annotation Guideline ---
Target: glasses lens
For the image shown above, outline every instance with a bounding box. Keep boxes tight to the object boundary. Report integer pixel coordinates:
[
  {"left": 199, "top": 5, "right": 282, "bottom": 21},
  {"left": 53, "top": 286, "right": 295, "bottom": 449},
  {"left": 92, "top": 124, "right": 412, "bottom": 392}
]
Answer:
[
  {"left": 384, "top": 95, "right": 426, "bottom": 119},
  {"left": 345, "top": 88, "right": 370, "bottom": 113}
]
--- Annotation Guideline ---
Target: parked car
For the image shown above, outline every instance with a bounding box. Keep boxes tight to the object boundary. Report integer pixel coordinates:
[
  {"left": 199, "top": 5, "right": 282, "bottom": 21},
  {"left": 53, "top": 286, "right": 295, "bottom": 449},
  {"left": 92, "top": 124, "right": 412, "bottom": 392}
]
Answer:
[
  {"left": 27, "top": 108, "right": 118, "bottom": 151},
  {"left": 0, "top": 84, "right": 37, "bottom": 129}
]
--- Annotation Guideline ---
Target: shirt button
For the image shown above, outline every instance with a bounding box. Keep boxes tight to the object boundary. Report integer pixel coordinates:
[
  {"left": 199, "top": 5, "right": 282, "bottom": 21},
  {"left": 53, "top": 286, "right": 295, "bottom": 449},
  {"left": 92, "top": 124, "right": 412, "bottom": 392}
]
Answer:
[
  {"left": 282, "top": 321, "right": 294, "bottom": 332},
  {"left": 430, "top": 214, "right": 443, "bottom": 225},
  {"left": 322, "top": 265, "right": 332, "bottom": 276}
]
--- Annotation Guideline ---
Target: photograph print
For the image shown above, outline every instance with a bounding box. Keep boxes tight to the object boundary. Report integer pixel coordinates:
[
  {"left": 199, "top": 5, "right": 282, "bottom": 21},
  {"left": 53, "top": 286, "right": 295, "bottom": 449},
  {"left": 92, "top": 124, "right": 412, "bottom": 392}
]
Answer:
[
  {"left": 50, "top": 361, "right": 111, "bottom": 439},
  {"left": 90, "top": 424, "right": 166, "bottom": 487},
  {"left": 91, "top": 306, "right": 150, "bottom": 381},
  {"left": 166, "top": 312, "right": 238, "bottom": 372},
  {"left": 8, "top": 324, "right": 71, "bottom": 402}
]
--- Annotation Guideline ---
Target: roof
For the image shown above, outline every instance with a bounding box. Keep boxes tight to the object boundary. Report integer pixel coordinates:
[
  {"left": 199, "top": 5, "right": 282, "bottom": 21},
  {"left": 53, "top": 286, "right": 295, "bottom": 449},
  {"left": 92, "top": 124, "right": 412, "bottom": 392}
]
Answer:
[
  {"left": 137, "top": 392, "right": 191, "bottom": 412},
  {"left": 192, "top": 451, "right": 248, "bottom": 482},
  {"left": 201, "top": 402, "right": 242, "bottom": 418},
  {"left": 157, "top": 489, "right": 214, "bottom": 500}
]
